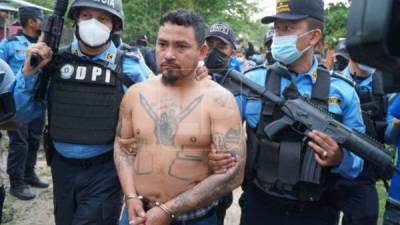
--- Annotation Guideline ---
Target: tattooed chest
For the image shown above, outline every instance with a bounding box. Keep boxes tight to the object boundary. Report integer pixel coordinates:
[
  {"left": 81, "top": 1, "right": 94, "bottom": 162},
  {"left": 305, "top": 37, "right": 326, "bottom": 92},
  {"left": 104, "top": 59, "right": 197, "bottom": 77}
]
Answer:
[{"left": 134, "top": 93, "right": 211, "bottom": 147}]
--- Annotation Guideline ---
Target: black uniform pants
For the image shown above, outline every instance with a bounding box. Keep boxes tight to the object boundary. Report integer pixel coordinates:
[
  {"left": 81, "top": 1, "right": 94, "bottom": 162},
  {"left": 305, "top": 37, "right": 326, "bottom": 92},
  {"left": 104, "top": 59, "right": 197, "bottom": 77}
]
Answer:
[
  {"left": 339, "top": 167, "right": 379, "bottom": 225},
  {"left": 51, "top": 151, "right": 122, "bottom": 225},
  {"left": 216, "top": 193, "right": 233, "bottom": 225},
  {"left": 7, "top": 116, "right": 44, "bottom": 178},
  {"left": 240, "top": 184, "right": 340, "bottom": 225}
]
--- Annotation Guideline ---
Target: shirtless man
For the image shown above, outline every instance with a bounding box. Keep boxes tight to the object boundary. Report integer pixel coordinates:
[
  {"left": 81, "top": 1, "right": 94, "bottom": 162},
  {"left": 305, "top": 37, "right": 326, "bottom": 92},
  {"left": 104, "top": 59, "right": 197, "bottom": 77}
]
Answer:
[{"left": 114, "top": 9, "right": 245, "bottom": 225}]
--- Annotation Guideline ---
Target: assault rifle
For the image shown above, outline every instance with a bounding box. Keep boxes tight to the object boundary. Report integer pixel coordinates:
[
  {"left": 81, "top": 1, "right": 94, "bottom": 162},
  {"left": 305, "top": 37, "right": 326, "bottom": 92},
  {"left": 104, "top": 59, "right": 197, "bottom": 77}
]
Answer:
[
  {"left": 223, "top": 68, "right": 400, "bottom": 177},
  {"left": 31, "top": 0, "right": 69, "bottom": 100}
]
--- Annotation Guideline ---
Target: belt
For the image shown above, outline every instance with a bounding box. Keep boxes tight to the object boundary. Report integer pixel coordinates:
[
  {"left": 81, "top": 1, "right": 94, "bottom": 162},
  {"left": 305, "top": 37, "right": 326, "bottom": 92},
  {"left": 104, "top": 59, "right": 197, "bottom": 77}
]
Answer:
[
  {"left": 249, "top": 183, "right": 327, "bottom": 212},
  {"left": 55, "top": 151, "right": 113, "bottom": 169}
]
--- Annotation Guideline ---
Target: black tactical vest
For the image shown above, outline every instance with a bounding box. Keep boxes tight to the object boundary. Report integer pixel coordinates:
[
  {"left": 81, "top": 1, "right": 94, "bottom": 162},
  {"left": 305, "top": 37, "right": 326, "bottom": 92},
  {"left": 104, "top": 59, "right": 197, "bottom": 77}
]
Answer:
[
  {"left": 355, "top": 73, "right": 388, "bottom": 143},
  {"left": 48, "top": 47, "right": 132, "bottom": 145},
  {"left": 246, "top": 65, "right": 343, "bottom": 202}
]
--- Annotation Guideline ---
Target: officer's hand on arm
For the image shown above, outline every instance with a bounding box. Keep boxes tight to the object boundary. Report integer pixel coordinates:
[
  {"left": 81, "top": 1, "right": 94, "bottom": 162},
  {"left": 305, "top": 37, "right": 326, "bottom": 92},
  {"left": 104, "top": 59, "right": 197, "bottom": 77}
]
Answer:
[
  {"left": 307, "top": 130, "right": 343, "bottom": 167},
  {"left": 194, "top": 64, "right": 210, "bottom": 80},
  {"left": 143, "top": 207, "right": 172, "bottom": 225},
  {"left": 116, "top": 136, "right": 138, "bottom": 156},
  {"left": 208, "top": 144, "right": 237, "bottom": 174},
  {"left": 22, "top": 36, "right": 53, "bottom": 75}
]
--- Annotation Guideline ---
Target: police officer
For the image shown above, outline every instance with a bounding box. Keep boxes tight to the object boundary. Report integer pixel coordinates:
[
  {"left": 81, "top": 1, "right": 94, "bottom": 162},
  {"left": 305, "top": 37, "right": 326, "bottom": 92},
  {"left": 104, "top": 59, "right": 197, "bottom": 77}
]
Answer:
[
  {"left": 205, "top": 23, "right": 241, "bottom": 73},
  {"left": 210, "top": 1, "right": 365, "bottom": 225},
  {"left": 205, "top": 23, "right": 239, "bottom": 77},
  {"left": 333, "top": 39, "right": 350, "bottom": 72},
  {"left": 0, "top": 6, "right": 48, "bottom": 201},
  {"left": 11, "top": 0, "right": 150, "bottom": 224},
  {"left": 132, "top": 34, "right": 159, "bottom": 74},
  {"left": 203, "top": 22, "right": 239, "bottom": 225},
  {"left": 236, "top": 47, "right": 256, "bottom": 72},
  {"left": 0, "top": 59, "right": 17, "bottom": 223},
  {"left": 384, "top": 94, "right": 400, "bottom": 225},
  {"left": 262, "top": 29, "right": 275, "bottom": 66},
  {"left": 338, "top": 45, "right": 387, "bottom": 225}
]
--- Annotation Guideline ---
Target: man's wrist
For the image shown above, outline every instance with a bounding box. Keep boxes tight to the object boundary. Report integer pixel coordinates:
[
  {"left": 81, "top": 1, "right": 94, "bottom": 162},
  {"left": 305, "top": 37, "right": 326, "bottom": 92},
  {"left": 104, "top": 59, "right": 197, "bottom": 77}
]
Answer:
[
  {"left": 155, "top": 202, "right": 175, "bottom": 220},
  {"left": 125, "top": 193, "right": 143, "bottom": 202}
]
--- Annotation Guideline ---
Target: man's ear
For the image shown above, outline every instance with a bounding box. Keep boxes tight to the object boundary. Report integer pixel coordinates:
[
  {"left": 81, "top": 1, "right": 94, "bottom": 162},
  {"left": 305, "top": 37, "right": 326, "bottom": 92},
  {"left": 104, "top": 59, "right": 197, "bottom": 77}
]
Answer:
[
  {"left": 199, "top": 43, "right": 209, "bottom": 60},
  {"left": 310, "top": 29, "right": 322, "bottom": 47}
]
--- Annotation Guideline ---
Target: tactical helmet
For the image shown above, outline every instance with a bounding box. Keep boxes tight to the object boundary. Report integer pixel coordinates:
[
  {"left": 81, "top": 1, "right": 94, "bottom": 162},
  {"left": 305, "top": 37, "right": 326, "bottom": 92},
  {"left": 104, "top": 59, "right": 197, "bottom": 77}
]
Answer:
[{"left": 68, "top": 0, "right": 124, "bottom": 32}]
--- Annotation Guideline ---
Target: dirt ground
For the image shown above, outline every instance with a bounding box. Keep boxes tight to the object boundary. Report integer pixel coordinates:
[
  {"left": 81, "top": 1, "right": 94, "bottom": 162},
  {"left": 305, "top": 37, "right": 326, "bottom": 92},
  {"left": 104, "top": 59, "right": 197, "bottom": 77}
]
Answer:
[{"left": 0, "top": 132, "right": 243, "bottom": 225}]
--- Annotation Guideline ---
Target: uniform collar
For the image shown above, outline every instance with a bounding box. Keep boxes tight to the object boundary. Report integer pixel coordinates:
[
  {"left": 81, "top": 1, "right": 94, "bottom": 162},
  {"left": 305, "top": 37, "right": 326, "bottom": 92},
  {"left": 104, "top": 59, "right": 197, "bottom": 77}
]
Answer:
[
  {"left": 70, "top": 39, "right": 118, "bottom": 64},
  {"left": 285, "top": 56, "right": 319, "bottom": 84}
]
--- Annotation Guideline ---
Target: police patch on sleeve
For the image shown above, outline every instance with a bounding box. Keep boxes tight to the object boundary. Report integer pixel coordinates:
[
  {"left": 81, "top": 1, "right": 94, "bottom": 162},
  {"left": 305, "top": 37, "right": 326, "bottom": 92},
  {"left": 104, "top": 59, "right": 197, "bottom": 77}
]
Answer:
[
  {"left": 328, "top": 96, "right": 342, "bottom": 105},
  {"left": 60, "top": 64, "right": 75, "bottom": 79}
]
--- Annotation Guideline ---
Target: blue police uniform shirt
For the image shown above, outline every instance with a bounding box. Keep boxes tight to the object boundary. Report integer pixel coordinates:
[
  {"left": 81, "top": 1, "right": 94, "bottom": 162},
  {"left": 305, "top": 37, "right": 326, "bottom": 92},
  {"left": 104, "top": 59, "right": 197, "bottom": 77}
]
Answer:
[
  {"left": 228, "top": 57, "right": 241, "bottom": 72},
  {"left": 11, "top": 39, "right": 149, "bottom": 159},
  {"left": 386, "top": 95, "right": 400, "bottom": 204},
  {"left": 0, "top": 34, "right": 31, "bottom": 75},
  {"left": 237, "top": 58, "right": 365, "bottom": 179}
]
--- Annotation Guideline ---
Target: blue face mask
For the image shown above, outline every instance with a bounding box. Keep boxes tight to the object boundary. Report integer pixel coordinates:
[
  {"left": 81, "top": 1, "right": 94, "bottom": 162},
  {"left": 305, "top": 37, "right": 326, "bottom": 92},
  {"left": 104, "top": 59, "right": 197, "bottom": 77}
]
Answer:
[{"left": 271, "top": 31, "right": 312, "bottom": 65}]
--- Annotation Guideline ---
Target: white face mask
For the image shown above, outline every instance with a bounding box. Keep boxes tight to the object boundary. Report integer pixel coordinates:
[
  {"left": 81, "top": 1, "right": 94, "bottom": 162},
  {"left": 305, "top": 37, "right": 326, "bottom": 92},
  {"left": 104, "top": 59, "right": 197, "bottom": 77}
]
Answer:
[{"left": 78, "top": 18, "right": 111, "bottom": 48}]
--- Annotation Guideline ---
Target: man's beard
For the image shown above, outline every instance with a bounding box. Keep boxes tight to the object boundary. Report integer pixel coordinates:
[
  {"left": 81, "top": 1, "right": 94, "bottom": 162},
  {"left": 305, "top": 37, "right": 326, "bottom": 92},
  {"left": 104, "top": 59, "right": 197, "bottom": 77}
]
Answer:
[{"left": 161, "top": 70, "right": 179, "bottom": 86}]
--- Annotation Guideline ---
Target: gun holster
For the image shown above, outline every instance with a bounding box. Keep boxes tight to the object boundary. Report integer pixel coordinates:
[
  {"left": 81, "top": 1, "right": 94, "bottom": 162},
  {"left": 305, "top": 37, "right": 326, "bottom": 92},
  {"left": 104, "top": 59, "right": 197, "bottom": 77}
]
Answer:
[{"left": 43, "top": 126, "right": 55, "bottom": 166}]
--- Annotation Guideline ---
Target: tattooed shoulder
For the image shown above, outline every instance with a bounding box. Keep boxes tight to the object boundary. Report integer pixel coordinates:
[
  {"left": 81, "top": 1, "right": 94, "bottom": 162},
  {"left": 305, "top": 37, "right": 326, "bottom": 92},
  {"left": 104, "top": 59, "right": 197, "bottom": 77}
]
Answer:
[{"left": 211, "top": 89, "right": 236, "bottom": 109}]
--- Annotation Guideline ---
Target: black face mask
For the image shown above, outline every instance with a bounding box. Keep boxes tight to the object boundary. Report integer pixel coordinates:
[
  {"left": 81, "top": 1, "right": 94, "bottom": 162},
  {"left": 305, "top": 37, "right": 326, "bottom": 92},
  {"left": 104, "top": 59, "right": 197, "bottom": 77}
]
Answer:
[
  {"left": 333, "top": 57, "right": 349, "bottom": 72},
  {"left": 204, "top": 48, "right": 229, "bottom": 69}
]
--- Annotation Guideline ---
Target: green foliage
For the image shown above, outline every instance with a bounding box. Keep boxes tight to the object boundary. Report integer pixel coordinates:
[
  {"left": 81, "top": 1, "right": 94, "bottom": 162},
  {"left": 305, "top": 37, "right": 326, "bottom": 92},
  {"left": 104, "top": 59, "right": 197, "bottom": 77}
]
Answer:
[
  {"left": 26, "top": 0, "right": 266, "bottom": 48},
  {"left": 324, "top": 2, "right": 349, "bottom": 48}
]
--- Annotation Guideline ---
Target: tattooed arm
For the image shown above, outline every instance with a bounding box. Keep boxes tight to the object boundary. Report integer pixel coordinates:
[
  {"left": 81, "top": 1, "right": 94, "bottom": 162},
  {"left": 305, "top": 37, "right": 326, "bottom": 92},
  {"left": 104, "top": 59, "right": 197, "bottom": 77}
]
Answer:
[
  {"left": 164, "top": 88, "right": 246, "bottom": 215},
  {"left": 113, "top": 88, "right": 146, "bottom": 224}
]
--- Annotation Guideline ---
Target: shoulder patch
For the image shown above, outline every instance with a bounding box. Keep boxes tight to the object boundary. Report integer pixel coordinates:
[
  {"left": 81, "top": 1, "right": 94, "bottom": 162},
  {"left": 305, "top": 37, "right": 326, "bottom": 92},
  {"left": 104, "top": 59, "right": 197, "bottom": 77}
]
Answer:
[
  {"left": 243, "top": 64, "right": 267, "bottom": 75},
  {"left": 331, "top": 72, "right": 355, "bottom": 87},
  {"left": 328, "top": 96, "right": 342, "bottom": 105}
]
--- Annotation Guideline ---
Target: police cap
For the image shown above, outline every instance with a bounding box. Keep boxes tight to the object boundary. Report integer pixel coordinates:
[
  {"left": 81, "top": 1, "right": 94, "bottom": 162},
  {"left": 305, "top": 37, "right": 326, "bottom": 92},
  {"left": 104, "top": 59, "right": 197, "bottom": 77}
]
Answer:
[
  {"left": 206, "top": 23, "right": 236, "bottom": 50},
  {"left": 19, "top": 6, "right": 44, "bottom": 23},
  {"left": 261, "top": 0, "right": 324, "bottom": 24}
]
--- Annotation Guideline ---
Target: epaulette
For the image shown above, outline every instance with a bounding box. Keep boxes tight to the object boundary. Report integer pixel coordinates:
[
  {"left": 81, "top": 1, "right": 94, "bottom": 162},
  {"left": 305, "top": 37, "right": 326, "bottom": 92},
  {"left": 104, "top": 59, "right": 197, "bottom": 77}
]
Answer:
[
  {"left": 5, "top": 35, "right": 18, "bottom": 42},
  {"left": 331, "top": 71, "right": 356, "bottom": 87},
  {"left": 243, "top": 64, "right": 267, "bottom": 74}
]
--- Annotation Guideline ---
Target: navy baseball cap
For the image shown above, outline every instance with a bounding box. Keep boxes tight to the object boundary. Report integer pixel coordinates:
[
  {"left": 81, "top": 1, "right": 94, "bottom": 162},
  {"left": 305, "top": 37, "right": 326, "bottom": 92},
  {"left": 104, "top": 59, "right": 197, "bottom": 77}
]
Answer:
[
  {"left": 261, "top": 0, "right": 324, "bottom": 24},
  {"left": 206, "top": 23, "right": 236, "bottom": 50},
  {"left": 19, "top": 6, "right": 44, "bottom": 22}
]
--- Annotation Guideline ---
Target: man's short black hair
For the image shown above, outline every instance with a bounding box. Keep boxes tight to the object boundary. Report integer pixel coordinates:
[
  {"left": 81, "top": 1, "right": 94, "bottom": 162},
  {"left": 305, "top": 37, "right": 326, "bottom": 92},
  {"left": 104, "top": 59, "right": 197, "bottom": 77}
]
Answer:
[{"left": 159, "top": 9, "right": 206, "bottom": 46}]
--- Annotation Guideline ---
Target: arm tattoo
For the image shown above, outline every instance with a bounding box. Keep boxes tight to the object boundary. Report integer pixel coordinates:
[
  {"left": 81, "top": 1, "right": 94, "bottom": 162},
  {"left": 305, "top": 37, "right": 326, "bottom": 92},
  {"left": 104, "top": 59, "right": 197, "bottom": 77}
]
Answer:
[
  {"left": 139, "top": 93, "right": 204, "bottom": 146},
  {"left": 213, "top": 128, "right": 244, "bottom": 158}
]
